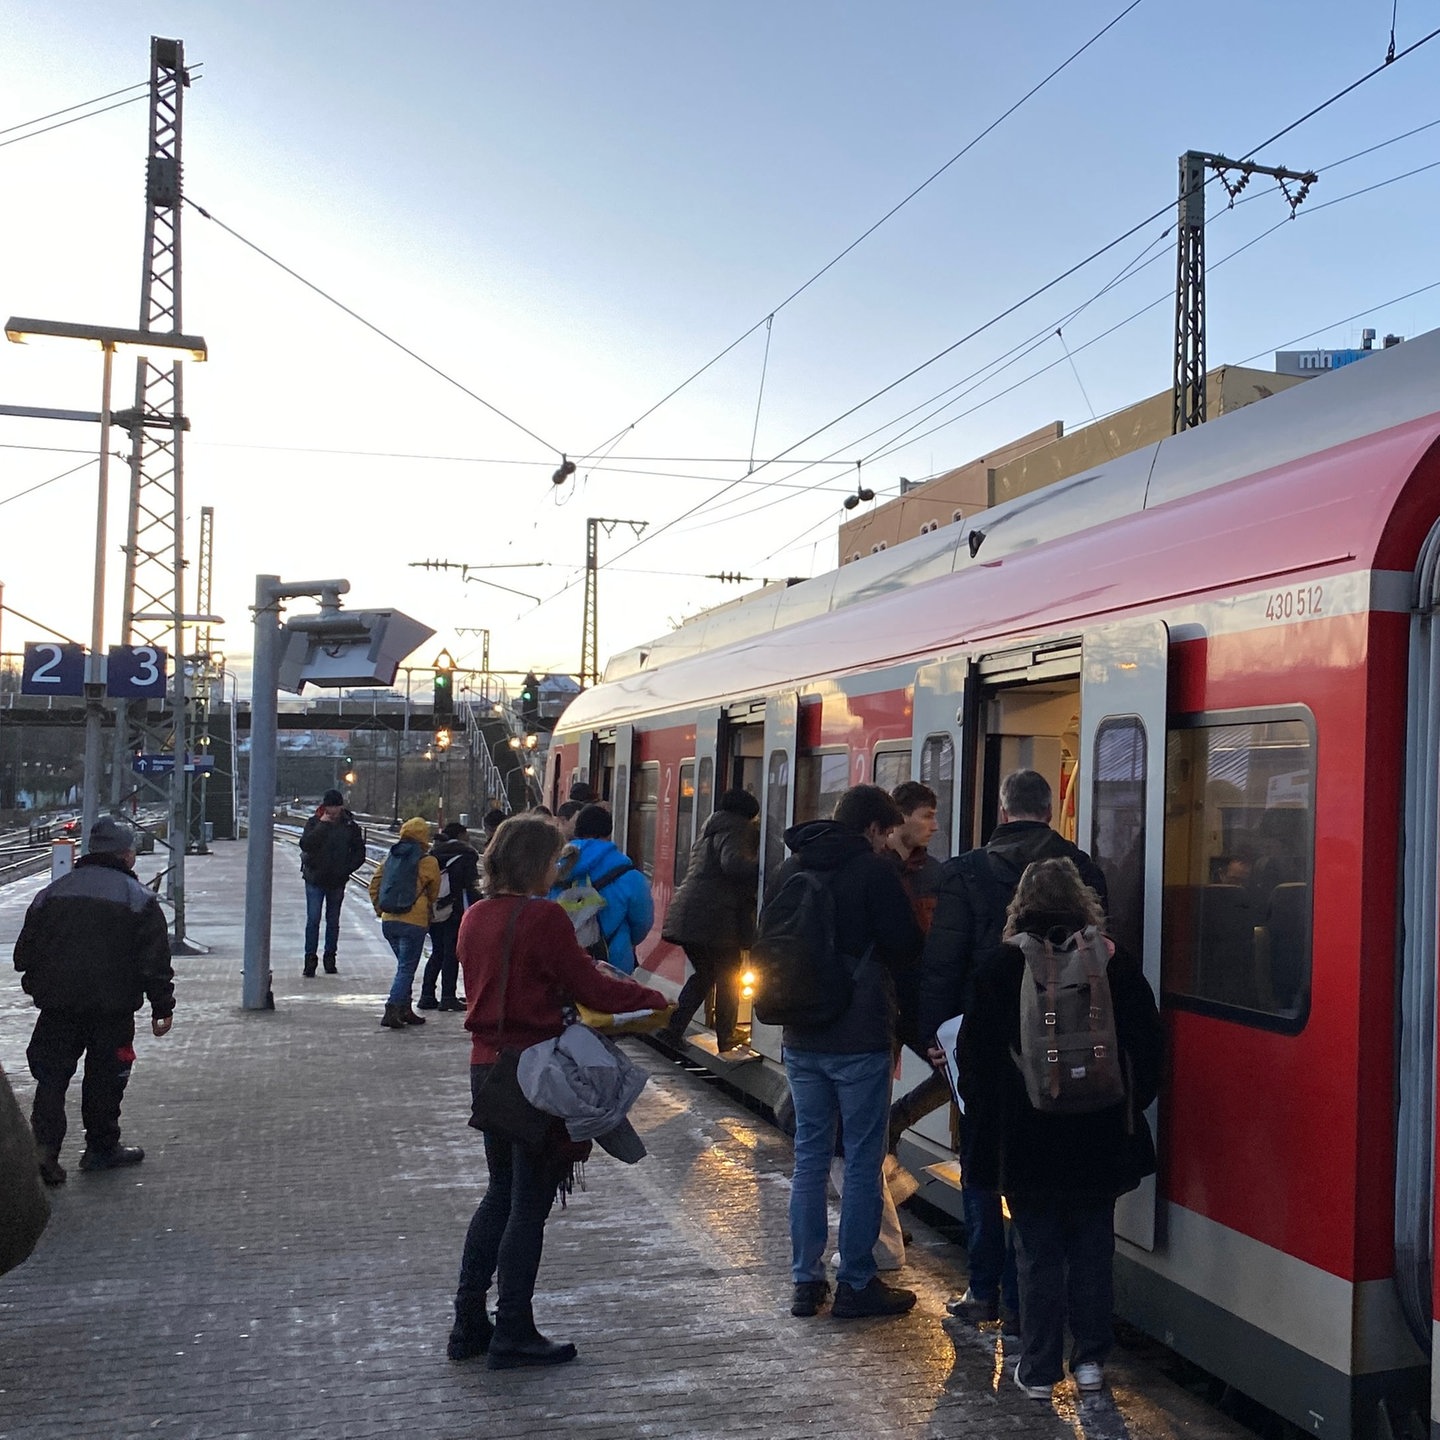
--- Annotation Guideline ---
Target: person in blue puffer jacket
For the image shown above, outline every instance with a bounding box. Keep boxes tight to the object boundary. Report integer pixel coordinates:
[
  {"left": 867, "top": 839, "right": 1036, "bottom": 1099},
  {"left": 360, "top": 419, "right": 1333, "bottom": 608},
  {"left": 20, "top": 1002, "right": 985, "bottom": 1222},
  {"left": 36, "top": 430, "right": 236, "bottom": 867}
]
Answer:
[{"left": 549, "top": 805, "right": 654, "bottom": 974}]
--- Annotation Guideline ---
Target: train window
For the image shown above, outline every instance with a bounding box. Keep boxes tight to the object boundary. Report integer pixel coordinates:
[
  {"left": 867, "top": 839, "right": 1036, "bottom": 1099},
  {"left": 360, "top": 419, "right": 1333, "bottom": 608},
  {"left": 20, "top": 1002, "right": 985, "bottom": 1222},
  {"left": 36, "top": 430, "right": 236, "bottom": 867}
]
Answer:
[
  {"left": 1091, "top": 716, "right": 1146, "bottom": 964},
  {"left": 795, "top": 750, "right": 849, "bottom": 824},
  {"left": 630, "top": 763, "right": 659, "bottom": 878},
  {"left": 873, "top": 748, "right": 911, "bottom": 793},
  {"left": 696, "top": 756, "right": 714, "bottom": 830},
  {"left": 674, "top": 762, "right": 696, "bottom": 887},
  {"left": 764, "top": 749, "right": 790, "bottom": 896},
  {"left": 920, "top": 734, "right": 955, "bottom": 860},
  {"left": 1162, "top": 713, "right": 1314, "bottom": 1031}
]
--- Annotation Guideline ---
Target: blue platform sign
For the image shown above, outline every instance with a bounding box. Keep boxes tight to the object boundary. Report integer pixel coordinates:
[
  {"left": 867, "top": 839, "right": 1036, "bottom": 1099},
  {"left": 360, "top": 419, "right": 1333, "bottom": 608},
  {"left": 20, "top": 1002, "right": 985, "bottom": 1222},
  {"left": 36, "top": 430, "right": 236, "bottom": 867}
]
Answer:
[
  {"left": 21, "top": 642, "right": 86, "bottom": 696},
  {"left": 106, "top": 645, "right": 167, "bottom": 699},
  {"left": 133, "top": 754, "right": 176, "bottom": 776}
]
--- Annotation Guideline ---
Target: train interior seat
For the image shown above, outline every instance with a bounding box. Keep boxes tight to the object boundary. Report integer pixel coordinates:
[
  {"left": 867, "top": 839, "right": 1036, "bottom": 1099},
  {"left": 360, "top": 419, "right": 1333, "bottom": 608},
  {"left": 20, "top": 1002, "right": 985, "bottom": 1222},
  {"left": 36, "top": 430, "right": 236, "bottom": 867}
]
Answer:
[
  {"left": 1194, "top": 884, "right": 1260, "bottom": 1009},
  {"left": 1264, "top": 881, "right": 1309, "bottom": 1015}
]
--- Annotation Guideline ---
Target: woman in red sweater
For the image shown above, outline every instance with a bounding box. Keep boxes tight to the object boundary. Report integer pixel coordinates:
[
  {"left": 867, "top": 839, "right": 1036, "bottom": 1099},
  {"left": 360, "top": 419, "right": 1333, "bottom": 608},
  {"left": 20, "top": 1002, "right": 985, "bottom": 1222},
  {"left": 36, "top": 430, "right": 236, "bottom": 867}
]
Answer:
[{"left": 448, "top": 816, "right": 666, "bottom": 1371}]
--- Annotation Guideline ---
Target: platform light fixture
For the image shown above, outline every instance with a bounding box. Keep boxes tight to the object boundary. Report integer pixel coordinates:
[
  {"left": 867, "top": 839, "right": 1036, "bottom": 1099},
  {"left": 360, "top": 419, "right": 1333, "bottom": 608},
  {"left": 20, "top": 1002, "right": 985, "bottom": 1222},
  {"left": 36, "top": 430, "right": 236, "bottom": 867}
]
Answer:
[{"left": 6, "top": 316, "right": 209, "bottom": 362}]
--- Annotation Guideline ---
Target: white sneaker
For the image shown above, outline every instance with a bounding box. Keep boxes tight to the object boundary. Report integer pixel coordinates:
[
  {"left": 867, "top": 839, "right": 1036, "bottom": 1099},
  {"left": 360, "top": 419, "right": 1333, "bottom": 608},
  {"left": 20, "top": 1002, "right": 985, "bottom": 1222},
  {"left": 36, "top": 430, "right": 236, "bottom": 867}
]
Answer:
[
  {"left": 1072, "top": 1362, "right": 1104, "bottom": 1393},
  {"left": 1013, "top": 1362, "right": 1055, "bottom": 1401}
]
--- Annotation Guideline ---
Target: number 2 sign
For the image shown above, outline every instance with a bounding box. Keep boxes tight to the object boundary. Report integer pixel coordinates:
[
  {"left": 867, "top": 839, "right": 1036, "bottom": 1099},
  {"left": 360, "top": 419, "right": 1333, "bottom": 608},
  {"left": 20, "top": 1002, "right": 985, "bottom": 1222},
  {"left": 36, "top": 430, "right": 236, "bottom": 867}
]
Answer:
[{"left": 21, "top": 642, "right": 86, "bottom": 696}]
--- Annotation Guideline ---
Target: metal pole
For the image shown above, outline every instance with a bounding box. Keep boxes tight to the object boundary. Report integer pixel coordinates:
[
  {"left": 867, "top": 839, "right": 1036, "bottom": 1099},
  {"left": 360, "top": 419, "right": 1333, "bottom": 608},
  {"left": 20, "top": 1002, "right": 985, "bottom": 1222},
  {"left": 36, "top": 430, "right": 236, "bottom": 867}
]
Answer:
[
  {"left": 393, "top": 668, "right": 410, "bottom": 822},
  {"left": 241, "top": 574, "right": 280, "bottom": 1009},
  {"left": 80, "top": 343, "right": 116, "bottom": 853}
]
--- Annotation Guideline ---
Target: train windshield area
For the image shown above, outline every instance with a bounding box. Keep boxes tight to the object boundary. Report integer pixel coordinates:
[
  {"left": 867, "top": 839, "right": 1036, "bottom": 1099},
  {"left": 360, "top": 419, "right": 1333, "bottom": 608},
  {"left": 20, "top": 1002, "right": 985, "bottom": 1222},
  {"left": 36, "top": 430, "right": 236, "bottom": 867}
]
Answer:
[{"left": 1162, "top": 714, "right": 1314, "bottom": 1029}]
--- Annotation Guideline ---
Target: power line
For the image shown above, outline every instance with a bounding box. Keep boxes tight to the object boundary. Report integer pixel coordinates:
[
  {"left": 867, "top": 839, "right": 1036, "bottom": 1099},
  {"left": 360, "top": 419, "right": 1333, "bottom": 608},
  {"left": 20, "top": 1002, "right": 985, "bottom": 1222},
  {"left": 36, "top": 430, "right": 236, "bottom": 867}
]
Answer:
[
  {"left": 0, "top": 69, "right": 203, "bottom": 153},
  {"left": 0, "top": 457, "right": 96, "bottom": 509},
  {"left": 573, "top": 0, "right": 1148, "bottom": 462},
  {"left": 0, "top": 78, "right": 150, "bottom": 137},
  {"left": 183, "top": 196, "right": 565, "bottom": 457},
  {"left": 0, "top": 92, "right": 150, "bottom": 150}
]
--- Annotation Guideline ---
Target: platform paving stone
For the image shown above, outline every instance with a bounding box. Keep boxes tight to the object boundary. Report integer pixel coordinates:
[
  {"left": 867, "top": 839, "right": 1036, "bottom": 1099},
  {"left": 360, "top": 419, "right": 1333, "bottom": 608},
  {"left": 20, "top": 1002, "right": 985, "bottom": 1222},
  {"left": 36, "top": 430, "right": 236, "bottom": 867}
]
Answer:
[{"left": 0, "top": 839, "right": 1250, "bottom": 1439}]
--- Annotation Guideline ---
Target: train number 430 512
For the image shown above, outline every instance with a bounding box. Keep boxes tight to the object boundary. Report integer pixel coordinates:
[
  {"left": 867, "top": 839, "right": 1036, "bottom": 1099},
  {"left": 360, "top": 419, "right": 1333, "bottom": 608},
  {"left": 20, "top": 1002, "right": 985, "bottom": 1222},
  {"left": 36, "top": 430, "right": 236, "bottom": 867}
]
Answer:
[{"left": 1265, "top": 584, "right": 1324, "bottom": 621}]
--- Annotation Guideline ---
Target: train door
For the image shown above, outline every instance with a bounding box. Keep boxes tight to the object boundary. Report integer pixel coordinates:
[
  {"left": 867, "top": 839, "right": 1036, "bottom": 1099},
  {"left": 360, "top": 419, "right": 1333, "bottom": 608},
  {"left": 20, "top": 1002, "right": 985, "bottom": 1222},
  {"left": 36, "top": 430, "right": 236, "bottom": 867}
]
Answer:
[
  {"left": 750, "top": 692, "right": 799, "bottom": 1062},
  {"left": 1077, "top": 619, "right": 1168, "bottom": 1251},
  {"left": 611, "top": 723, "right": 634, "bottom": 855},
  {"left": 912, "top": 657, "right": 971, "bottom": 861},
  {"left": 571, "top": 729, "right": 596, "bottom": 797},
  {"left": 693, "top": 706, "right": 722, "bottom": 833}
]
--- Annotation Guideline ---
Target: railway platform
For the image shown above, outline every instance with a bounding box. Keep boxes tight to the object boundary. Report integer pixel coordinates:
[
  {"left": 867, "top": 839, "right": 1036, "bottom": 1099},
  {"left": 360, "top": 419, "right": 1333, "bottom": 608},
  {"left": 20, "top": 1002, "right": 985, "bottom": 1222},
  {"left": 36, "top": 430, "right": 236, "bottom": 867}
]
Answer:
[{"left": 0, "top": 839, "right": 1252, "bottom": 1440}]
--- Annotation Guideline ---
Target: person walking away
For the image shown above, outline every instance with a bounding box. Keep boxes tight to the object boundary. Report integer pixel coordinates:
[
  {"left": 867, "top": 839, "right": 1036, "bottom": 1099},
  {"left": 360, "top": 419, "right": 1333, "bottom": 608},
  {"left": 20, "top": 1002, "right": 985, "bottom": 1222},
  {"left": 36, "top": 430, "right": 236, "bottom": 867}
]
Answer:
[
  {"left": 450, "top": 815, "right": 666, "bottom": 1369},
  {"left": 299, "top": 787, "right": 367, "bottom": 976},
  {"left": 659, "top": 788, "right": 760, "bottom": 1051},
  {"left": 776, "top": 784, "right": 923, "bottom": 1321},
  {"left": 918, "top": 768, "right": 1108, "bottom": 1330},
  {"left": 555, "top": 801, "right": 583, "bottom": 841},
  {"left": 13, "top": 817, "right": 175, "bottom": 1185},
  {"left": 419, "top": 823, "right": 482, "bottom": 1011},
  {"left": 370, "top": 817, "right": 442, "bottom": 1029},
  {"left": 549, "top": 804, "right": 653, "bottom": 974},
  {"left": 481, "top": 808, "right": 507, "bottom": 850},
  {"left": 956, "top": 857, "right": 1160, "bottom": 1399}
]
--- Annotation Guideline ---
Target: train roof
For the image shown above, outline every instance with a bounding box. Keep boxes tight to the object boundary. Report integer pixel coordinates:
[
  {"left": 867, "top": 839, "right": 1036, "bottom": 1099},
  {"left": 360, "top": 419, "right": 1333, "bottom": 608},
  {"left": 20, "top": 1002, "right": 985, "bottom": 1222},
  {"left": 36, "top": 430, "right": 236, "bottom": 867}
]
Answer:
[{"left": 563, "top": 328, "right": 1440, "bottom": 733}]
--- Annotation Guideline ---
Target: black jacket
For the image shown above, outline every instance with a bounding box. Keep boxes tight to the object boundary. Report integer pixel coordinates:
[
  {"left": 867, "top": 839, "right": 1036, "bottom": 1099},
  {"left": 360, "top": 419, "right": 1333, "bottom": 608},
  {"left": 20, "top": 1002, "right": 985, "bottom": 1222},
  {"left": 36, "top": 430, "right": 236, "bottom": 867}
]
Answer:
[
  {"left": 956, "top": 909, "right": 1161, "bottom": 1209},
  {"left": 430, "top": 836, "right": 482, "bottom": 925},
  {"left": 300, "top": 811, "right": 367, "bottom": 888},
  {"left": 917, "top": 821, "right": 1108, "bottom": 1044},
  {"left": 773, "top": 820, "right": 923, "bottom": 1056},
  {"left": 14, "top": 854, "right": 175, "bottom": 1018},
  {"left": 662, "top": 809, "right": 760, "bottom": 950}
]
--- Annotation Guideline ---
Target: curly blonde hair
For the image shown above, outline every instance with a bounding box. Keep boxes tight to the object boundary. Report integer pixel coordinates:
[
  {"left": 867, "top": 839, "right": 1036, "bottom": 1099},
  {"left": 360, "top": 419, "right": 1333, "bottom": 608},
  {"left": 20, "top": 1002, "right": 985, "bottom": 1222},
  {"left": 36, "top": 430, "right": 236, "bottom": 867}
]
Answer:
[{"left": 1002, "top": 856, "right": 1106, "bottom": 939}]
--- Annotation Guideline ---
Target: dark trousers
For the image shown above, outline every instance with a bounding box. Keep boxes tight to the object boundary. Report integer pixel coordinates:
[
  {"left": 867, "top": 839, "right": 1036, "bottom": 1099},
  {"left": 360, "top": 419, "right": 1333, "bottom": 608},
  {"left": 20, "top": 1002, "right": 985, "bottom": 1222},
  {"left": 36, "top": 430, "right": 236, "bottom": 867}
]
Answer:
[
  {"left": 27, "top": 1008, "right": 136, "bottom": 1157},
  {"left": 960, "top": 1116, "right": 1019, "bottom": 1312},
  {"left": 421, "top": 916, "right": 462, "bottom": 1003},
  {"left": 304, "top": 882, "right": 346, "bottom": 960},
  {"left": 670, "top": 941, "right": 742, "bottom": 1047},
  {"left": 456, "top": 1067, "right": 568, "bottom": 1337},
  {"left": 1010, "top": 1200, "right": 1117, "bottom": 1385}
]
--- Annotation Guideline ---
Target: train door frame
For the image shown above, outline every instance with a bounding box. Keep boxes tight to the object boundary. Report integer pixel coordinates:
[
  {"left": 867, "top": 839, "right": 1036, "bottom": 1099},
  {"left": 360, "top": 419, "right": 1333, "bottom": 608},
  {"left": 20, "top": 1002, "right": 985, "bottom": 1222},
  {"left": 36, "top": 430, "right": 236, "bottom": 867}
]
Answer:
[
  {"left": 611, "top": 722, "right": 635, "bottom": 855},
  {"left": 750, "top": 691, "right": 800, "bottom": 1063},
  {"left": 693, "top": 706, "right": 723, "bottom": 833},
  {"left": 912, "top": 657, "right": 972, "bottom": 861},
  {"left": 571, "top": 729, "right": 597, "bottom": 798},
  {"left": 1076, "top": 618, "right": 1169, "bottom": 1252}
]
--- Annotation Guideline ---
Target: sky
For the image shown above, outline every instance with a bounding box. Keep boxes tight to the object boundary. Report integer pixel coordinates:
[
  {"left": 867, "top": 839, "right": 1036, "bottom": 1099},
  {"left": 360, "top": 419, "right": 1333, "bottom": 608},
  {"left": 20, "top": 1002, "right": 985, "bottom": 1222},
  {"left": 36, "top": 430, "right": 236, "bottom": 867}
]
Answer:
[{"left": 2, "top": 0, "right": 1438, "bottom": 697}]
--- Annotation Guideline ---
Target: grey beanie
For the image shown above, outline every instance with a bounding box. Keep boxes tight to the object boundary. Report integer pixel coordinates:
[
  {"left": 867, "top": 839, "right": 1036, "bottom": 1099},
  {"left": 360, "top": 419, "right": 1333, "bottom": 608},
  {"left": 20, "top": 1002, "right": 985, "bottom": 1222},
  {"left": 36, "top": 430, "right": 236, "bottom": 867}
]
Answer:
[{"left": 89, "top": 816, "right": 137, "bottom": 855}]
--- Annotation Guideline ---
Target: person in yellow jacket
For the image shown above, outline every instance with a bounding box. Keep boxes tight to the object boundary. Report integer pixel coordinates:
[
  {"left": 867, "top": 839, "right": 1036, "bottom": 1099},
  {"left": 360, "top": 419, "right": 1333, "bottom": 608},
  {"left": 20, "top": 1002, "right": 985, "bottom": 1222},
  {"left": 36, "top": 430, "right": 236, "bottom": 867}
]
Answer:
[{"left": 370, "top": 817, "right": 442, "bottom": 1029}]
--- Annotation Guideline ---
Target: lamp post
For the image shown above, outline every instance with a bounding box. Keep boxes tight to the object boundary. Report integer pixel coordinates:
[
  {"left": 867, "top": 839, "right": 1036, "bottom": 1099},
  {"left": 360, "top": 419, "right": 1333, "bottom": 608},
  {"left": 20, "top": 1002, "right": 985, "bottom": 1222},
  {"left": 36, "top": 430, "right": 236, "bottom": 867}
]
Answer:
[{"left": 4, "top": 318, "right": 208, "bottom": 852}]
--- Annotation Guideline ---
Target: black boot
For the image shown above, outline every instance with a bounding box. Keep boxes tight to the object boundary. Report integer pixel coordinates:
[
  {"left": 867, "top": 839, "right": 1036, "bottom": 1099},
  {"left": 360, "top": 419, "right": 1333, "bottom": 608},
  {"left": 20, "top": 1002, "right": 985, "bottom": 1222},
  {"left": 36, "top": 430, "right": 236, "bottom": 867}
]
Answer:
[
  {"left": 79, "top": 1143, "right": 144, "bottom": 1173},
  {"left": 416, "top": 992, "right": 439, "bottom": 1011},
  {"left": 322, "top": 953, "right": 338, "bottom": 975},
  {"left": 303, "top": 955, "right": 318, "bottom": 977},
  {"left": 399, "top": 1003, "right": 427, "bottom": 1026},
  {"left": 486, "top": 1330, "right": 577, "bottom": 1370},
  {"left": 447, "top": 1299, "right": 493, "bottom": 1361},
  {"left": 380, "top": 1004, "right": 408, "bottom": 1030},
  {"left": 37, "top": 1150, "right": 66, "bottom": 1187}
]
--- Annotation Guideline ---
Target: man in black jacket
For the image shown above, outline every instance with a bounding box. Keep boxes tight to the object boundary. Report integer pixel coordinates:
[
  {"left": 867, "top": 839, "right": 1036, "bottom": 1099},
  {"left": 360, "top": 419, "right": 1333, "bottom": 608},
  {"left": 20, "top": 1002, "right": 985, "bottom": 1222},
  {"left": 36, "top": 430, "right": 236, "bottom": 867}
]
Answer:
[
  {"left": 777, "top": 785, "right": 923, "bottom": 1322},
  {"left": 13, "top": 816, "right": 175, "bottom": 1186},
  {"left": 418, "top": 822, "right": 482, "bottom": 1011},
  {"left": 299, "top": 788, "right": 367, "bottom": 976},
  {"left": 917, "top": 768, "right": 1109, "bottom": 1329}
]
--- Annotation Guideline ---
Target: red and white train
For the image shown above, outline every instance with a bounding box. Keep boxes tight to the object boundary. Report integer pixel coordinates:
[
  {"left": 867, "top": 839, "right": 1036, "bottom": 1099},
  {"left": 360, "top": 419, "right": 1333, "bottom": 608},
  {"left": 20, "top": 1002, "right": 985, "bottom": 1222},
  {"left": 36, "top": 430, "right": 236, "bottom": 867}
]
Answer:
[{"left": 548, "top": 328, "right": 1440, "bottom": 1438}]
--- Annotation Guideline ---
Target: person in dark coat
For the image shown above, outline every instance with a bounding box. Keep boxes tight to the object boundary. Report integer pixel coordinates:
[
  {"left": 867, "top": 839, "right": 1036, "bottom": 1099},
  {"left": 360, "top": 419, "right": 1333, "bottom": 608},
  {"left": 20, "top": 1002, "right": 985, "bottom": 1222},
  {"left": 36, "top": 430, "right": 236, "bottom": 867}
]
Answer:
[
  {"left": 917, "top": 768, "right": 1109, "bottom": 1329},
  {"left": 658, "top": 788, "right": 760, "bottom": 1051},
  {"left": 778, "top": 785, "right": 924, "bottom": 1323},
  {"left": 957, "top": 856, "right": 1161, "bottom": 1401},
  {"left": 418, "top": 822, "right": 483, "bottom": 1011},
  {"left": 298, "top": 787, "right": 367, "bottom": 976},
  {"left": 13, "top": 816, "right": 176, "bottom": 1186}
]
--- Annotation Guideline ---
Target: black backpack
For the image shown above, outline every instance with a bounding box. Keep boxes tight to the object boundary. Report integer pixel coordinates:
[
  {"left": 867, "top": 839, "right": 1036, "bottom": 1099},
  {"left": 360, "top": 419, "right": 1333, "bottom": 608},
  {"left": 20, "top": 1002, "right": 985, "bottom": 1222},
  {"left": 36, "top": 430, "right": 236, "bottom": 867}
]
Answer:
[{"left": 750, "top": 869, "right": 855, "bottom": 1028}]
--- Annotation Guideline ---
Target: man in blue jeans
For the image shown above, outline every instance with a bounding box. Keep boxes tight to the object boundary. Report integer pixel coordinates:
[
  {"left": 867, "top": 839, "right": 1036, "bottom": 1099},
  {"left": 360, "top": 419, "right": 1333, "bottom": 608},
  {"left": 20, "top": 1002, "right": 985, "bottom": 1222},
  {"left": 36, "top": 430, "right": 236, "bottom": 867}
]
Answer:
[
  {"left": 299, "top": 789, "right": 367, "bottom": 976},
  {"left": 775, "top": 785, "right": 923, "bottom": 1321}
]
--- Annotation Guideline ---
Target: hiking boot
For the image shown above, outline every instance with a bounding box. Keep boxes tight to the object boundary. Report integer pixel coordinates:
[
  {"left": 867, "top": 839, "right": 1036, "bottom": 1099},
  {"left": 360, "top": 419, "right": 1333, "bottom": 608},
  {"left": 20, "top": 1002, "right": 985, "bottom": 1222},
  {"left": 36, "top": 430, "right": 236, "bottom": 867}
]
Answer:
[
  {"left": 946, "top": 1288, "right": 1000, "bottom": 1322},
  {"left": 380, "top": 1004, "right": 408, "bottom": 1029},
  {"left": 37, "top": 1152, "right": 66, "bottom": 1187},
  {"left": 440, "top": 997, "right": 467, "bottom": 1012},
  {"left": 1072, "top": 1362, "right": 1104, "bottom": 1393},
  {"left": 831, "top": 1277, "right": 917, "bottom": 1319},
  {"left": 1000, "top": 1304, "right": 1022, "bottom": 1337},
  {"left": 400, "top": 1004, "right": 427, "bottom": 1026},
  {"left": 416, "top": 995, "right": 440, "bottom": 1011},
  {"left": 485, "top": 1334, "right": 577, "bottom": 1370},
  {"left": 790, "top": 1280, "right": 831, "bottom": 1317},
  {"left": 322, "top": 954, "right": 338, "bottom": 974},
  {"left": 1014, "top": 1361, "right": 1057, "bottom": 1400},
  {"left": 79, "top": 1144, "right": 144, "bottom": 1173},
  {"left": 447, "top": 1303, "right": 493, "bottom": 1361},
  {"left": 302, "top": 955, "right": 318, "bottom": 977}
]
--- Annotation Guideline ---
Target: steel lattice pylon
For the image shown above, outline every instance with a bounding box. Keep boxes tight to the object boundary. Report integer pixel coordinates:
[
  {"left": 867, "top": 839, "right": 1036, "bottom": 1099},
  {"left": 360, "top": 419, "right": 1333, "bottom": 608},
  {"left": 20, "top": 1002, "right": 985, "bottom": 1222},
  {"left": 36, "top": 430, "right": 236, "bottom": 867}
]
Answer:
[{"left": 117, "top": 36, "right": 195, "bottom": 945}]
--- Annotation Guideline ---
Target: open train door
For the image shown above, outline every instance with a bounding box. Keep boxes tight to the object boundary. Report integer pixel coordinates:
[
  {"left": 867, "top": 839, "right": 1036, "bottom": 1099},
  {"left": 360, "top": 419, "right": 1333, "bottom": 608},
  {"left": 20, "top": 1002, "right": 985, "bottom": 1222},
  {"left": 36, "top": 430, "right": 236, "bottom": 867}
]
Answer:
[
  {"left": 692, "top": 707, "right": 722, "bottom": 833},
  {"left": 610, "top": 723, "right": 635, "bottom": 856},
  {"left": 750, "top": 692, "right": 799, "bottom": 1062},
  {"left": 1077, "top": 618, "right": 1169, "bottom": 1251},
  {"left": 912, "top": 657, "right": 970, "bottom": 860}
]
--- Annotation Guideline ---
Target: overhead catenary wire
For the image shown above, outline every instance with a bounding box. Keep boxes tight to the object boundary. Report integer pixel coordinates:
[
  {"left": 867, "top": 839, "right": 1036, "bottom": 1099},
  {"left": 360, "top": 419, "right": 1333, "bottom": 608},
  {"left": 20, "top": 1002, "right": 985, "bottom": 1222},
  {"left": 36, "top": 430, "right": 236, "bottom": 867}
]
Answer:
[
  {"left": 571, "top": 0, "right": 1149, "bottom": 464},
  {"left": 0, "top": 67, "right": 203, "bottom": 152},
  {"left": 0, "top": 77, "right": 151, "bottom": 137},
  {"left": 0, "top": 457, "right": 96, "bottom": 509},
  {"left": 183, "top": 196, "right": 566, "bottom": 458}
]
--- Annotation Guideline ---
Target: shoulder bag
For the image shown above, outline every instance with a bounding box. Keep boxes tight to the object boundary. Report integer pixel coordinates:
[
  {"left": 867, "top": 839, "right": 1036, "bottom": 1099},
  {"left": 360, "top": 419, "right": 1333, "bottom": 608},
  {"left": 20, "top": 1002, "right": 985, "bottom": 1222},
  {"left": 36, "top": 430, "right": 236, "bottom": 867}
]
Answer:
[
  {"left": 0, "top": 1062, "right": 49, "bottom": 1276},
  {"left": 468, "top": 899, "right": 554, "bottom": 1151}
]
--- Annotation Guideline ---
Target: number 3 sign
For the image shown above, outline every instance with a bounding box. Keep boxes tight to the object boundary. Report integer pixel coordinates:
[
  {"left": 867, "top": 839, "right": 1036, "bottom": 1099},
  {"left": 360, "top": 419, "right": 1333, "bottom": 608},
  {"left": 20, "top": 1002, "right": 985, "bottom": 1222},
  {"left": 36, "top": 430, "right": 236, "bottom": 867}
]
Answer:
[{"left": 106, "top": 645, "right": 168, "bottom": 698}]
